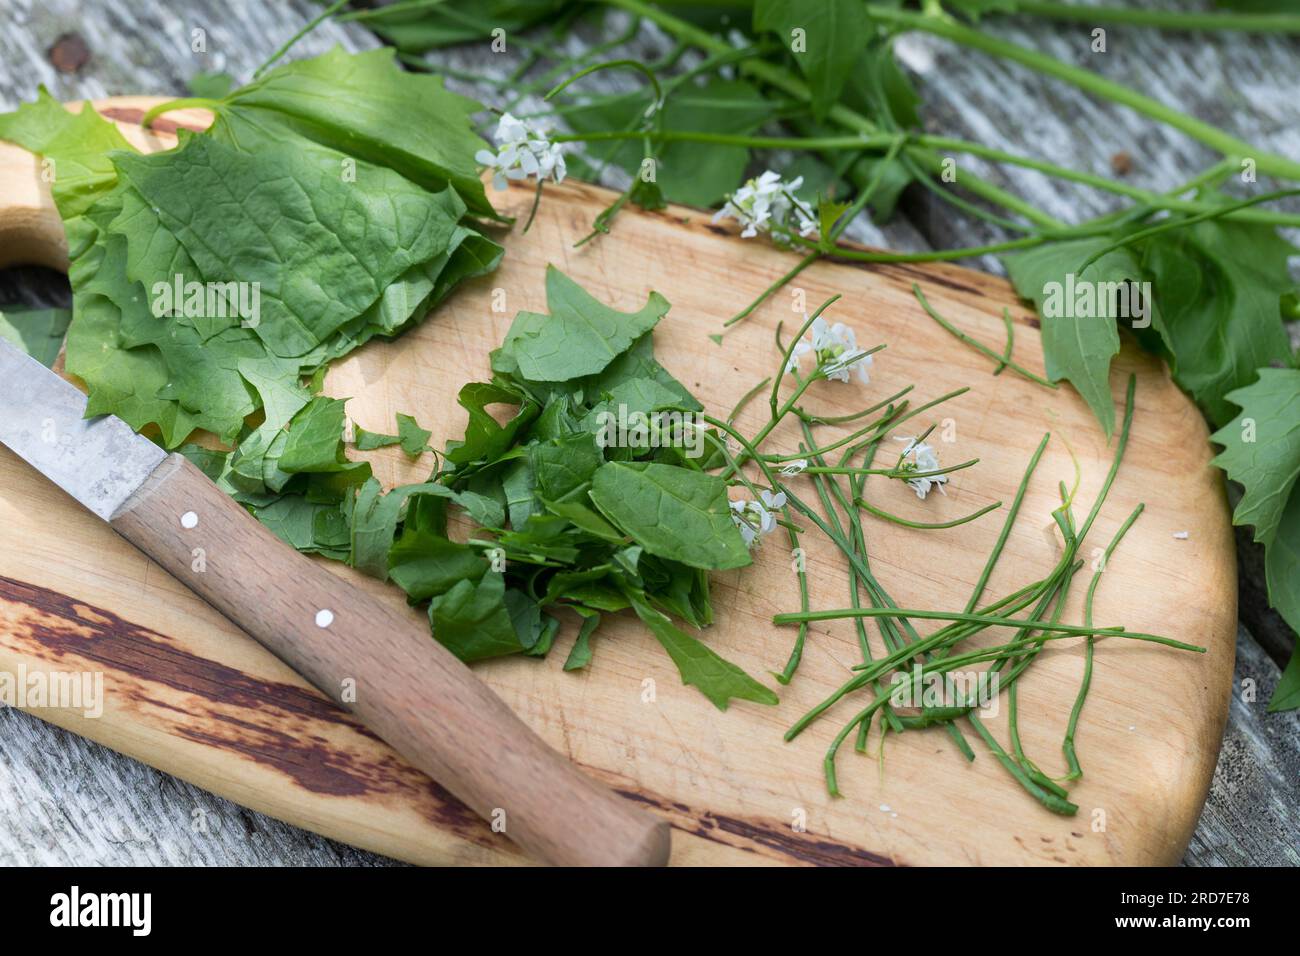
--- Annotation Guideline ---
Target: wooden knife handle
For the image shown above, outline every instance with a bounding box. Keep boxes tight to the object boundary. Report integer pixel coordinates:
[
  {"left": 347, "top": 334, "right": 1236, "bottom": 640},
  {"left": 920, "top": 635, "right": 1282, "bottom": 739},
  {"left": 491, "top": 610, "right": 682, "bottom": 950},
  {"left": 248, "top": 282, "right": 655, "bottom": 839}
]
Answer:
[{"left": 110, "top": 454, "right": 671, "bottom": 867}]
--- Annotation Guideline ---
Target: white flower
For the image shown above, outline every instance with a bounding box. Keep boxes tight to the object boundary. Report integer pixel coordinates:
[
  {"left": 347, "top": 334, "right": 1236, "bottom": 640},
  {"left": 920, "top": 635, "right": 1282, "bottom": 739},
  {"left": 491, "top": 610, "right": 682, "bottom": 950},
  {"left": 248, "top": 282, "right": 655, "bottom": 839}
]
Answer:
[
  {"left": 730, "top": 489, "right": 788, "bottom": 546},
  {"left": 785, "top": 316, "right": 873, "bottom": 383},
  {"left": 779, "top": 459, "right": 808, "bottom": 477},
  {"left": 786, "top": 339, "right": 814, "bottom": 374},
  {"left": 895, "top": 436, "right": 948, "bottom": 499},
  {"left": 714, "top": 170, "right": 815, "bottom": 240},
  {"left": 475, "top": 112, "right": 567, "bottom": 191}
]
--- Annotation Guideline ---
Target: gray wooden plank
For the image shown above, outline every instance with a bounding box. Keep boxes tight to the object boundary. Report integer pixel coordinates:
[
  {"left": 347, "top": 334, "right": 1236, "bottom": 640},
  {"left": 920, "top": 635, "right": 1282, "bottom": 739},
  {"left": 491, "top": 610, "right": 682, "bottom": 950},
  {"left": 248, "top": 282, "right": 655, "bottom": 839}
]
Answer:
[{"left": 1182, "top": 628, "right": 1300, "bottom": 867}]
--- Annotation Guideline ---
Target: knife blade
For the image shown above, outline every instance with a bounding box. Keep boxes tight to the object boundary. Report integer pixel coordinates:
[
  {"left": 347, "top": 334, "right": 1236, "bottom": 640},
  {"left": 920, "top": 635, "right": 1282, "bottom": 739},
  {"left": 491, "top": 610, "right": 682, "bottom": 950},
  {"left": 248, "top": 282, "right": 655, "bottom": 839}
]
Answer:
[
  {"left": 0, "top": 338, "right": 165, "bottom": 520},
  {"left": 0, "top": 336, "right": 669, "bottom": 867}
]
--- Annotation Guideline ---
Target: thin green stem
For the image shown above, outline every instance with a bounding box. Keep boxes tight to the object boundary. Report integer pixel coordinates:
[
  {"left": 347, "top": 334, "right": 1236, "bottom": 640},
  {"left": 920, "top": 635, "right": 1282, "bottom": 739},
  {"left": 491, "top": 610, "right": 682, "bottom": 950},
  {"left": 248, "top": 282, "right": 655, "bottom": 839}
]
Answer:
[
  {"left": 912, "top": 284, "right": 1057, "bottom": 387},
  {"left": 141, "top": 97, "right": 222, "bottom": 130},
  {"left": 1063, "top": 502, "right": 1145, "bottom": 780},
  {"left": 254, "top": 0, "right": 349, "bottom": 79},
  {"left": 855, "top": 496, "right": 1002, "bottom": 530},
  {"left": 1006, "top": 1, "right": 1300, "bottom": 33},
  {"left": 869, "top": 5, "right": 1300, "bottom": 181}
]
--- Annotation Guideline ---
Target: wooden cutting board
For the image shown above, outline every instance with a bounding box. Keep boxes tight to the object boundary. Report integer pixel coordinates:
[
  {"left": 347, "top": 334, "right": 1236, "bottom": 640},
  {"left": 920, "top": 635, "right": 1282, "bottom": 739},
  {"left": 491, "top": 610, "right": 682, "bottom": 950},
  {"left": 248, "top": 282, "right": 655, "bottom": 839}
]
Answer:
[{"left": 0, "top": 98, "right": 1236, "bottom": 866}]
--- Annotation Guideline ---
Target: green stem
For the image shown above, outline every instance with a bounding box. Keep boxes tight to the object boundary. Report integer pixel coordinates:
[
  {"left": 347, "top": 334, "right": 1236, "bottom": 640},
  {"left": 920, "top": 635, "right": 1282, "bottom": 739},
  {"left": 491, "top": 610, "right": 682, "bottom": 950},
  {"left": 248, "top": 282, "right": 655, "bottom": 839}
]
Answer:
[
  {"left": 912, "top": 284, "right": 1057, "bottom": 387},
  {"left": 722, "top": 253, "right": 819, "bottom": 329},
  {"left": 869, "top": 5, "right": 1300, "bottom": 181},
  {"left": 254, "top": 0, "right": 349, "bottom": 79},
  {"left": 141, "top": 97, "right": 222, "bottom": 130},
  {"left": 1077, "top": 188, "right": 1300, "bottom": 274},
  {"left": 599, "top": 0, "right": 1066, "bottom": 229},
  {"left": 545, "top": 58, "right": 663, "bottom": 106},
  {"left": 855, "top": 496, "right": 1002, "bottom": 530},
  {"left": 1006, "top": 1, "right": 1300, "bottom": 33},
  {"left": 775, "top": 607, "right": 1203, "bottom": 653},
  {"left": 1063, "top": 502, "right": 1145, "bottom": 780},
  {"left": 803, "top": 459, "right": 978, "bottom": 478}
]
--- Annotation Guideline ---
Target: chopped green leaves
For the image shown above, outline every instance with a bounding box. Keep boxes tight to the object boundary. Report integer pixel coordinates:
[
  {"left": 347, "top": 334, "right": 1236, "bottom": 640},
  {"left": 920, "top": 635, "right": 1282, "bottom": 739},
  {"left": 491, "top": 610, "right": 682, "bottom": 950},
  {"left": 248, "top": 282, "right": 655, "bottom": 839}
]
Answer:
[
  {"left": 590, "top": 462, "right": 751, "bottom": 571},
  {"left": 355, "top": 412, "right": 433, "bottom": 457},
  {"left": 629, "top": 593, "right": 778, "bottom": 710},
  {"left": 411, "top": 267, "right": 774, "bottom": 708},
  {"left": 498, "top": 266, "right": 669, "bottom": 382}
]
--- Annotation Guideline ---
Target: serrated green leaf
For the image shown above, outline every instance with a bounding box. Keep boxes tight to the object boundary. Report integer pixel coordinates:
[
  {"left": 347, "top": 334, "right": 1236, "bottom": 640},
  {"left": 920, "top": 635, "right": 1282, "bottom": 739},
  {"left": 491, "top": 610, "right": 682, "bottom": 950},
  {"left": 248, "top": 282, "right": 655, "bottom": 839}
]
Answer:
[
  {"left": 0, "top": 306, "right": 71, "bottom": 368},
  {"left": 1211, "top": 368, "right": 1300, "bottom": 546},
  {"left": 1269, "top": 636, "right": 1300, "bottom": 713},
  {"left": 220, "top": 46, "right": 495, "bottom": 217},
  {"left": 429, "top": 573, "right": 529, "bottom": 661},
  {"left": 110, "top": 132, "right": 466, "bottom": 359},
  {"left": 1139, "top": 217, "right": 1295, "bottom": 427},
  {"left": 563, "top": 607, "right": 601, "bottom": 671},
  {"left": 396, "top": 413, "right": 432, "bottom": 456}
]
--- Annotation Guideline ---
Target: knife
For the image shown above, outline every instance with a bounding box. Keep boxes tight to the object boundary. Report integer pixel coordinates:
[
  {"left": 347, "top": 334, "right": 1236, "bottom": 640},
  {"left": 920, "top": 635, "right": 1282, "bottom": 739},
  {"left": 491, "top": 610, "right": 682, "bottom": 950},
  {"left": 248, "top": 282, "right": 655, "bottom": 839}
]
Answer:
[{"left": 0, "top": 337, "right": 670, "bottom": 867}]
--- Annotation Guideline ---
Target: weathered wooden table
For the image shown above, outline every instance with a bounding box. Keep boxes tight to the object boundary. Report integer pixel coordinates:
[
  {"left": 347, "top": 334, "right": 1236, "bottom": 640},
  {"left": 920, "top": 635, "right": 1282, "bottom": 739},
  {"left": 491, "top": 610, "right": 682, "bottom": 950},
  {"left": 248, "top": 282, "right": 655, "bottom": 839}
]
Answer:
[{"left": 0, "top": 0, "right": 1295, "bottom": 865}]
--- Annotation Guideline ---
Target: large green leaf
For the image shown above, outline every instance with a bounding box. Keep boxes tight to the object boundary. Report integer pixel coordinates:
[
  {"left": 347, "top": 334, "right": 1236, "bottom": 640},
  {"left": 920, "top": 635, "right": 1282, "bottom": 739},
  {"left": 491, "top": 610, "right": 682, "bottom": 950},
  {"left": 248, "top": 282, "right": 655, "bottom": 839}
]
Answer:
[
  {"left": 1005, "top": 238, "right": 1134, "bottom": 438},
  {"left": 753, "top": 0, "right": 872, "bottom": 120},
  {"left": 0, "top": 307, "right": 71, "bottom": 368},
  {"left": 589, "top": 462, "right": 751, "bottom": 571},
  {"left": 499, "top": 266, "right": 669, "bottom": 382},
  {"left": 0, "top": 89, "right": 132, "bottom": 220},
  {"left": 1139, "top": 219, "right": 1295, "bottom": 427},
  {"left": 220, "top": 46, "right": 495, "bottom": 217},
  {"left": 110, "top": 132, "right": 466, "bottom": 358}
]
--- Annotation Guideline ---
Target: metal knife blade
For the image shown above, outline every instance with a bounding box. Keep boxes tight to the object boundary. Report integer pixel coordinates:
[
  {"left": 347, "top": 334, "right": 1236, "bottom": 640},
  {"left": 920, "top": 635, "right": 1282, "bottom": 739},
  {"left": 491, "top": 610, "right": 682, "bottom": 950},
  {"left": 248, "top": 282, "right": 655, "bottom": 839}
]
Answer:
[{"left": 0, "top": 337, "right": 166, "bottom": 520}]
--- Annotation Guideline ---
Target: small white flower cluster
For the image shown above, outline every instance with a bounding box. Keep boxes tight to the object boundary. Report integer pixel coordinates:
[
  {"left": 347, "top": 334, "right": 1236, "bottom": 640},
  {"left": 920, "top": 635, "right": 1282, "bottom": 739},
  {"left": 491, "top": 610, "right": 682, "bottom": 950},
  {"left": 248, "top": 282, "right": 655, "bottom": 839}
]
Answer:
[
  {"left": 778, "top": 459, "right": 808, "bottom": 477},
  {"left": 787, "top": 316, "right": 873, "bottom": 384},
  {"left": 895, "top": 436, "right": 948, "bottom": 499},
  {"left": 730, "top": 489, "right": 787, "bottom": 547},
  {"left": 475, "top": 112, "right": 566, "bottom": 191},
  {"left": 713, "top": 170, "right": 817, "bottom": 239}
]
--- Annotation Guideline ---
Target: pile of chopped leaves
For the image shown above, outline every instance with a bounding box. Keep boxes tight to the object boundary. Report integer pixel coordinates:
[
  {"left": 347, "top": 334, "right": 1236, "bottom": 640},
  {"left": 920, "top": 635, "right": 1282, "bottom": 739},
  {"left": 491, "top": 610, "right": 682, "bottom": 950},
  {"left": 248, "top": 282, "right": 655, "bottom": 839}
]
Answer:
[
  {"left": 342, "top": 0, "right": 1300, "bottom": 711},
  {"left": 359, "top": 264, "right": 777, "bottom": 706},
  {"left": 0, "top": 48, "right": 776, "bottom": 709}
]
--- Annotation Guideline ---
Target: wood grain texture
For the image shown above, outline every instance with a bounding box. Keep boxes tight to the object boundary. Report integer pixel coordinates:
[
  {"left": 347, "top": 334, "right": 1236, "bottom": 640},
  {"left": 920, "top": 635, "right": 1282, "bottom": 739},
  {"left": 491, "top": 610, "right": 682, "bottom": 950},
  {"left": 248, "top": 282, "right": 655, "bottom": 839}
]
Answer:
[
  {"left": 0, "top": 0, "right": 1291, "bottom": 866},
  {"left": 110, "top": 454, "right": 671, "bottom": 867},
  {"left": 0, "top": 95, "right": 1238, "bottom": 865}
]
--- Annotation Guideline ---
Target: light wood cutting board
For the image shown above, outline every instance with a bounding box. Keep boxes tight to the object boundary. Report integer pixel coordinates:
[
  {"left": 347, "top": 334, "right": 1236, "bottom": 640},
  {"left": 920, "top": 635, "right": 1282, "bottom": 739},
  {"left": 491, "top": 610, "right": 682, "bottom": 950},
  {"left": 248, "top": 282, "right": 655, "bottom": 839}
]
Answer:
[{"left": 0, "top": 98, "right": 1236, "bottom": 866}]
